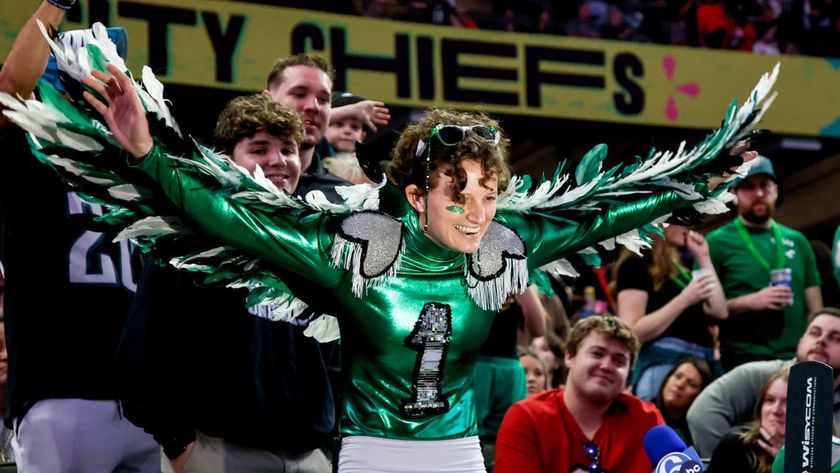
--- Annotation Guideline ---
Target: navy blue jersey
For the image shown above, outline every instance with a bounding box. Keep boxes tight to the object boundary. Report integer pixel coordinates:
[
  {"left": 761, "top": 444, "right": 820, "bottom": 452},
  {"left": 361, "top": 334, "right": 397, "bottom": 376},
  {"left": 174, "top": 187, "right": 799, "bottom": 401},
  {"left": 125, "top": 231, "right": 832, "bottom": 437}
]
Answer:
[{"left": 0, "top": 131, "right": 141, "bottom": 425}]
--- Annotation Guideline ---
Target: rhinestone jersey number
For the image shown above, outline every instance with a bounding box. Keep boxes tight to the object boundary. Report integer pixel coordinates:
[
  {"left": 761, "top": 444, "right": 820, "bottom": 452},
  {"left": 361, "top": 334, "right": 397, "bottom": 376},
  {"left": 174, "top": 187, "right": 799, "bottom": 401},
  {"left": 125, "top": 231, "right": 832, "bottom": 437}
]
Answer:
[{"left": 400, "top": 302, "right": 452, "bottom": 418}]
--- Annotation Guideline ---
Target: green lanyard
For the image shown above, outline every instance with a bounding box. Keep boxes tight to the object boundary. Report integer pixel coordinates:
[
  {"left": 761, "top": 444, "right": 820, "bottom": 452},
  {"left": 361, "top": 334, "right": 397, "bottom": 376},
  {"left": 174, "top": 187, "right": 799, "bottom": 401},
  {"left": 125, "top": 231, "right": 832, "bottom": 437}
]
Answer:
[
  {"left": 671, "top": 260, "right": 692, "bottom": 289},
  {"left": 734, "top": 218, "right": 786, "bottom": 271}
]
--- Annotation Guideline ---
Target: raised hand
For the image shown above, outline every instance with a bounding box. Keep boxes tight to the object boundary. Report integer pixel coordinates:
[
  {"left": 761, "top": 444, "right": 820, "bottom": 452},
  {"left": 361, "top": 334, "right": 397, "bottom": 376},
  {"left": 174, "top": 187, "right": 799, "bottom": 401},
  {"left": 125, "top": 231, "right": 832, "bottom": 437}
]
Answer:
[
  {"left": 685, "top": 230, "right": 710, "bottom": 261},
  {"left": 82, "top": 63, "right": 153, "bottom": 159},
  {"left": 337, "top": 99, "right": 391, "bottom": 133},
  {"left": 756, "top": 425, "right": 784, "bottom": 457}
]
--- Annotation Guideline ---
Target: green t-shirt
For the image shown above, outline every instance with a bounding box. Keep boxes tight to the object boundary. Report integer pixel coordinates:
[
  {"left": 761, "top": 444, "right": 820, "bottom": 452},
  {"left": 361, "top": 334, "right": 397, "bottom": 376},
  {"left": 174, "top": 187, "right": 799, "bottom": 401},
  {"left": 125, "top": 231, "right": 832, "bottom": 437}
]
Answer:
[
  {"left": 707, "top": 219, "right": 821, "bottom": 359},
  {"left": 772, "top": 438, "right": 840, "bottom": 473}
]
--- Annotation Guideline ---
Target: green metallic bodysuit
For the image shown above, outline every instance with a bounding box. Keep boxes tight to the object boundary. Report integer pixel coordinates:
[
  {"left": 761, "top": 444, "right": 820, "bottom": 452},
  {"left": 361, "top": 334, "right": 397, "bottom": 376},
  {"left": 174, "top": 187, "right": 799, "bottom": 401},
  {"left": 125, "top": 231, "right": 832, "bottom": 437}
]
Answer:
[
  {"left": 138, "top": 145, "right": 691, "bottom": 440},
  {"left": 0, "top": 38, "right": 778, "bottom": 445}
]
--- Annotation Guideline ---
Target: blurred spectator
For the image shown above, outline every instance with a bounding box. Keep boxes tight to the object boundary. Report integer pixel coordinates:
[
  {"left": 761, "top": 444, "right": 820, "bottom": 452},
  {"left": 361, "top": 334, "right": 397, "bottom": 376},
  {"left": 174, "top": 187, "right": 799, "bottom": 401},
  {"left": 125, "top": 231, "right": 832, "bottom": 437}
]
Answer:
[
  {"left": 323, "top": 92, "right": 375, "bottom": 185},
  {"left": 602, "top": 5, "right": 651, "bottom": 41},
  {"left": 451, "top": 1, "right": 480, "bottom": 28},
  {"left": 707, "top": 156, "right": 822, "bottom": 371},
  {"left": 706, "top": 366, "right": 789, "bottom": 473},
  {"left": 535, "top": 7, "right": 565, "bottom": 34},
  {"left": 652, "top": 357, "right": 713, "bottom": 445},
  {"left": 834, "top": 225, "right": 840, "bottom": 291},
  {"left": 811, "top": 239, "right": 840, "bottom": 308},
  {"left": 686, "top": 307, "right": 840, "bottom": 457},
  {"left": 322, "top": 0, "right": 840, "bottom": 59},
  {"left": 612, "top": 225, "right": 726, "bottom": 400},
  {"left": 518, "top": 346, "right": 550, "bottom": 397},
  {"left": 697, "top": 0, "right": 731, "bottom": 47},
  {"left": 361, "top": 0, "right": 406, "bottom": 18},
  {"left": 474, "top": 285, "right": 547, "bottom": 472},
  {"left": 565, "top": 1, "right": 609, "bottom": 37},
  {"left": 752, "top": 24, "right": 782, "bottom": 54},
  {"left": 530, "top": 330, "right": 567, "bottom": 388},
  {"left": 725, "top": 4, "right": 758, "bottom": 50}
]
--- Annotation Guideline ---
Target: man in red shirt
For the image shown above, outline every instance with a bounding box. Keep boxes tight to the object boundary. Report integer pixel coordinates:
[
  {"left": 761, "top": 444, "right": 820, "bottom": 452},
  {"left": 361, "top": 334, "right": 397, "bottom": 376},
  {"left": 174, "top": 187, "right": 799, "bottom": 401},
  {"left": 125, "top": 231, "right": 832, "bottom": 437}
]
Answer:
[{"left": 495, "top": 315, "right": 663, "bottom": 473}]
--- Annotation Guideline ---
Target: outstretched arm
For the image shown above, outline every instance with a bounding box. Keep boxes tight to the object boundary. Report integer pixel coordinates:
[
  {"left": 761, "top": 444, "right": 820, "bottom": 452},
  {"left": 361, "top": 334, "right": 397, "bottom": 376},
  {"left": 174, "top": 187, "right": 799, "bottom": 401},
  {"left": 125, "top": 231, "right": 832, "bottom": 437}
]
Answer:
[
  {"left": 0, "top": 0, "right": 68, "bottom": 131},
  {"left": 510, "top": 190, "right": 693, "bottom": 270}
]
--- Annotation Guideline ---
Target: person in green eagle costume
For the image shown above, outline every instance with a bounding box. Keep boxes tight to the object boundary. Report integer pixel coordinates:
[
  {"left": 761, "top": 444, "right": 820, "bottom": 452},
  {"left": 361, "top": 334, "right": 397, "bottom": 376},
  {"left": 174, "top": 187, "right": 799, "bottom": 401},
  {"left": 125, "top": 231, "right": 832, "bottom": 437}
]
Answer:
[{"left": 0, "top": 29, "right": 778, "bottom": 472}]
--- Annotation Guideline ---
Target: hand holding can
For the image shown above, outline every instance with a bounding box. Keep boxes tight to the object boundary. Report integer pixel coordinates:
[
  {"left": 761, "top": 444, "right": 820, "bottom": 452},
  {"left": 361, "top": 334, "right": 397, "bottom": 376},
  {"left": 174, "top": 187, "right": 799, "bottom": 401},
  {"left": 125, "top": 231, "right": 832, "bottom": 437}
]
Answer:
[{"left": 769, "top": 268, "right": 793, "bottom": 306}]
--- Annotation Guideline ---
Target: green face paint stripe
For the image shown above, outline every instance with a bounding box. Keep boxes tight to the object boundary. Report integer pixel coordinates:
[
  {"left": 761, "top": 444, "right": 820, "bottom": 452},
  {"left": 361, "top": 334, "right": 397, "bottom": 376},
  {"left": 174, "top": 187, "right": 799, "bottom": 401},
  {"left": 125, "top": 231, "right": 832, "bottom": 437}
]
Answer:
[{"left": 446, "top": 205, "right": 464, "bottom": 214}]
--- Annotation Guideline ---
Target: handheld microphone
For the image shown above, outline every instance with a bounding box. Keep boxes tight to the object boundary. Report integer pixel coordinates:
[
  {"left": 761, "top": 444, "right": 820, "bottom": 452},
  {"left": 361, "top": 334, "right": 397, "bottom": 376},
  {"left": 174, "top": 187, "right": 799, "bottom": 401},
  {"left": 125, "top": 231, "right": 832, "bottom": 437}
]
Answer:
[{"left": 643, "top": 425, "right": 705, "bottom": 473}]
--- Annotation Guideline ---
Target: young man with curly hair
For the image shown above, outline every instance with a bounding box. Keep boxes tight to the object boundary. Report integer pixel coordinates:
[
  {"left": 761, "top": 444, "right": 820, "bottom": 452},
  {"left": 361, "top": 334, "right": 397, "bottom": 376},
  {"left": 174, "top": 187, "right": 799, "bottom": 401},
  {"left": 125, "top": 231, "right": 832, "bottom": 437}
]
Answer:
[
  {"left": 116, "top": 94, "right": 335, "bottom": 473},
  {"left": 495, "top": 316, "right": 664, "bottom": 473}
]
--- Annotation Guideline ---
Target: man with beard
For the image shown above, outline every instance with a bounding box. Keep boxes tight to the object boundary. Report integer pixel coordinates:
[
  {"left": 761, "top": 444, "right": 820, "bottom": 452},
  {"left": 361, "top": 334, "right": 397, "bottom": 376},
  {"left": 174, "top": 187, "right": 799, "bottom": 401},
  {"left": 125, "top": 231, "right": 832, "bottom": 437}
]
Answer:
[
  {"left": 706, "top": 156, "right": 822, "bottom": 372},
  {"left": 687, "top": 307, "right": 840, "bottom": 457}
]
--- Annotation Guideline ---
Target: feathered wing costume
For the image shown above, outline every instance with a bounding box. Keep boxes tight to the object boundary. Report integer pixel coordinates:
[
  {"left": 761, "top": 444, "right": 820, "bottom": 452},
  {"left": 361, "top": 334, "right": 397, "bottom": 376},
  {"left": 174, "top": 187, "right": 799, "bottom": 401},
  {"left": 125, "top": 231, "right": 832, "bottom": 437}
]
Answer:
[{"left": 1, "top": 22, "right": 779, "bottom": 439}]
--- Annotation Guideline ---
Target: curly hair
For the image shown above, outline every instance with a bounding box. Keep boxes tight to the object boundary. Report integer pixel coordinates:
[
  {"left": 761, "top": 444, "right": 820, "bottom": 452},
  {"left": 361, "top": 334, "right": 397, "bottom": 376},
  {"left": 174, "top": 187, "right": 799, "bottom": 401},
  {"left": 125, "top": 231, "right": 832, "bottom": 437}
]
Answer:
[
  {"left": 566, "top": 315, "right": 641, "bottom": 369},
  {"left": 386, "top": 109, "right": 511, "bottom": 203},
  {"left": 213, "top": 94, "right": 304, "bottom": 155},
  {"left": 265, "top": 53, "right": 334, "bottom": 90}
]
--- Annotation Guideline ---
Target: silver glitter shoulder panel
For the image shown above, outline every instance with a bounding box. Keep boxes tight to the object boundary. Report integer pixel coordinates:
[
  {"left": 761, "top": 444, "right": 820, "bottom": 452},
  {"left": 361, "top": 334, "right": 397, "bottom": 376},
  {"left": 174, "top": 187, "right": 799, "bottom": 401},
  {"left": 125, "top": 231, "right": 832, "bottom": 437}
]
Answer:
[
  {"left": 331, "top": 211, "right": 405, "bottom": 296},
  {"left": 465, "top": 221, "right": 528, "bottom": 311}
]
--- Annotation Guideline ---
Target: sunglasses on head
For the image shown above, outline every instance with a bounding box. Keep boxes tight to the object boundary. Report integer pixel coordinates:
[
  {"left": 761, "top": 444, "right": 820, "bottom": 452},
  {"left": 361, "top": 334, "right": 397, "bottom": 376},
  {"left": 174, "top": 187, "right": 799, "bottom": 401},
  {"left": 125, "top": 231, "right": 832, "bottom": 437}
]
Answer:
[
  {"left": 583, "top": 441, "right": 604, "bottom": 473},
  {"left": 414, "top": 124, "right": 500, "bottom": 158}
]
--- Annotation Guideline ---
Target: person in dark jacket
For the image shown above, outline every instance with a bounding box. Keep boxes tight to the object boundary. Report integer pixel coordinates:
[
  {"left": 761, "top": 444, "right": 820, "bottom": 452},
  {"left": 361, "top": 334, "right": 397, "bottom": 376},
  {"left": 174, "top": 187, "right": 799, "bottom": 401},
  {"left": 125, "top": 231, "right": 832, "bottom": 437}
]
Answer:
[
  {"left": 116, "top": 94, "right": 334, "bottom": 473},
  {"left": 0, "top": 3, "right": 158, "bottom": 471}
]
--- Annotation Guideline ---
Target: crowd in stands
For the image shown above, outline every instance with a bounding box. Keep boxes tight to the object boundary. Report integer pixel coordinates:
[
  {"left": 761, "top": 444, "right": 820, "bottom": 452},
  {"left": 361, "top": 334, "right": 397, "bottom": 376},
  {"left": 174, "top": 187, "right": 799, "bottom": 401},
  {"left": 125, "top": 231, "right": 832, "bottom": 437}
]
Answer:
[{"left": 290, "top": 0, "right": 840, "bottom": 59}]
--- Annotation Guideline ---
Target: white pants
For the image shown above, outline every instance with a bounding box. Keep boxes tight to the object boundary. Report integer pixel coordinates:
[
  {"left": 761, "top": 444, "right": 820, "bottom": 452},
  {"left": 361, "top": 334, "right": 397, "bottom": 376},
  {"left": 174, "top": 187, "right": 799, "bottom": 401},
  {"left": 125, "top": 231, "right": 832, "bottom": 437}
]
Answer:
[
  {"left": 338, "top": 435, "right": 485, "bottom": 473},
  {"left": 14, "top": 398, "right": 159, "bottom": 473}
]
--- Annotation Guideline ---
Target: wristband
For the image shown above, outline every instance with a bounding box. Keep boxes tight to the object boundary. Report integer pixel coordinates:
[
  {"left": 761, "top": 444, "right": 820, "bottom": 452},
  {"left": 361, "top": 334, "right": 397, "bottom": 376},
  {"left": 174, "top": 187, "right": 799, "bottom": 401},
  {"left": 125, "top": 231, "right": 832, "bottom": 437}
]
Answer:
[{"left": 46, "top": 0, "right": 77, "bottom": 10}]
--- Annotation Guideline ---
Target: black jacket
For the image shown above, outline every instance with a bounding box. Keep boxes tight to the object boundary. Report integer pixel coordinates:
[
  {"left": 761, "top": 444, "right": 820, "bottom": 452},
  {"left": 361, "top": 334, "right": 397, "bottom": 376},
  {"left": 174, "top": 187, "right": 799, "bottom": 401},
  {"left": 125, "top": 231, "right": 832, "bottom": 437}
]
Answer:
[{"left": 115, "top": 262, "right": 335, "bottom": 456}]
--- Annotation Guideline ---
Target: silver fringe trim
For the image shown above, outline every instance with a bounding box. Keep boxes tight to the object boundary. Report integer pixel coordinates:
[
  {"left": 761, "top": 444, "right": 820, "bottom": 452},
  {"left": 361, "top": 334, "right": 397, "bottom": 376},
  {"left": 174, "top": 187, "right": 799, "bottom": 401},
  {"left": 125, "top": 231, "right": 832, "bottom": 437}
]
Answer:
[
  {"left": 465, "top": 256, "right": 529, "bottom": 311},
  {"left": 330, "top": 234, "right": 404, "bottom": 298}
]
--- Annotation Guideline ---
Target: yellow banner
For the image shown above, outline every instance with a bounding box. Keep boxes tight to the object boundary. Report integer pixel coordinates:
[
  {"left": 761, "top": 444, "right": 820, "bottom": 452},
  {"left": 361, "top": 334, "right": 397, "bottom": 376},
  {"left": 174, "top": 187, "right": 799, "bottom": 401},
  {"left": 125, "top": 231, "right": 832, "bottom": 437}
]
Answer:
[{"left": 2, "top": 0, "right": 840, "bottom": 137}]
